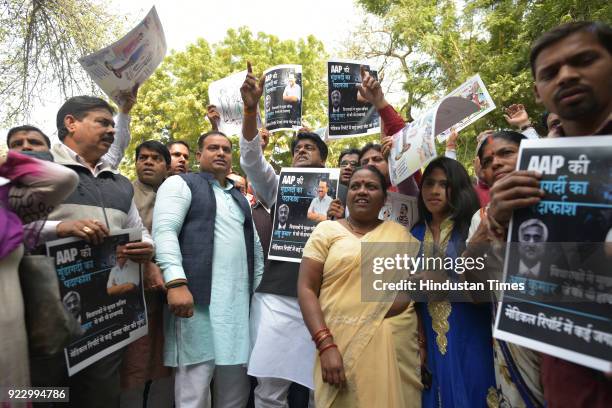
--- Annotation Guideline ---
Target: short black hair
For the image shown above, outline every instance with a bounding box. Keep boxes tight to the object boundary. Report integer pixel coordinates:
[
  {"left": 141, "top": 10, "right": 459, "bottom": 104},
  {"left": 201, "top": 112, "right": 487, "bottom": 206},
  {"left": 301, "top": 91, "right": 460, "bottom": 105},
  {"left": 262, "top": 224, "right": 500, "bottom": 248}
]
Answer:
[
  {"left": 7, "top": 125, "right": 51, "bottom": 148},
  {"left": 135, "top": 140, "right": 171, "bottom": 166},
  {"left": 338, "top": 148, "right": 361, "bottom": 165},
  {"left": 477, "top": 130, "right": 526, "bottom": 161},
  {"left": 359, "top": 143, "right": 384, "bottom": 162},
  {"left": 348, "top": 165, "right": 388, "bottom": 201},
  {"left": 166, "top": 140, "right": 191, "bottom": 153},
  {"left": 417, "top": 157, "right": 480, "bottom": 239},
  {"left": 56, "top": 96, "right": 115, "bottom": 141},
  {"left": 197, "top": 131, "right": 230, "bottom": 150},
  {"left": 530, "top": 21, "right": 612, "bottom": 77},
  {"left": 290, "top": 132, "right": 328, "bottom": 162}
]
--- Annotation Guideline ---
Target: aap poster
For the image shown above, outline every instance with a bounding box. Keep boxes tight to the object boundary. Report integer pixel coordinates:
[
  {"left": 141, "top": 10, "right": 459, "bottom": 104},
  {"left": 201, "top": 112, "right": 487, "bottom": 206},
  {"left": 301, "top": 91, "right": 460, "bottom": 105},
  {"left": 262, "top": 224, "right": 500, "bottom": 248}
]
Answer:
[
  {"left": 269, "top": 168, "right": 340, "bottom": 262},
  {"left": 79, "top": 7, "right": 166, "bottom": 107},
  {"left": 327, "top": 60, "right": 380, "bottom": 139},
  {"left": 263, "top": 64, "right": 302, "bottom": 132},
  {"left": 47, "top": 229, "right": 147, "bottom": 376},
  {"left": 494, "top": 136, "right": 612, "bottom": 372}
]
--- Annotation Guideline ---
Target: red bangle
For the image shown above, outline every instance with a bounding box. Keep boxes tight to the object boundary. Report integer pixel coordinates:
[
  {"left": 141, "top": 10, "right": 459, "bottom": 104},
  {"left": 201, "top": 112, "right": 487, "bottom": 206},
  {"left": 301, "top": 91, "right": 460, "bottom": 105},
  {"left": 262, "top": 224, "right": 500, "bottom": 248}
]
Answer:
[
  {"left": 319, "top": 343, "right": 338, "bottom": 356},
  {"left": 315, "top": 333, "right": 333, "bottom": 349},
  {"left": 312, "top": 327, "right": 330, "bottom": 341}
]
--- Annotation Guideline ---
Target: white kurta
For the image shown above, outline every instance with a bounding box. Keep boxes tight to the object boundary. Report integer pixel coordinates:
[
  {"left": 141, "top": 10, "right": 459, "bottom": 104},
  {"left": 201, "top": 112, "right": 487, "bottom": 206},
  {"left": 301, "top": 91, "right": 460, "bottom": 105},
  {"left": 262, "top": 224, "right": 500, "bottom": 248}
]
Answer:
[{"left": 248, "top": 293, "right": 315, "bottom": 389}]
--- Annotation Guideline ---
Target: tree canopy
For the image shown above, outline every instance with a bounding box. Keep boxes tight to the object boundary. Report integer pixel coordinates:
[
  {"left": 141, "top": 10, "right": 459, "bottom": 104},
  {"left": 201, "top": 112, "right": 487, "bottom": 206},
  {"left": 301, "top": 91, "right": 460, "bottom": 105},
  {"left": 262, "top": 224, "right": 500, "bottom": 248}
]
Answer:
[{"left": 0, "top": 0, "right": 123, "bottom": 125}]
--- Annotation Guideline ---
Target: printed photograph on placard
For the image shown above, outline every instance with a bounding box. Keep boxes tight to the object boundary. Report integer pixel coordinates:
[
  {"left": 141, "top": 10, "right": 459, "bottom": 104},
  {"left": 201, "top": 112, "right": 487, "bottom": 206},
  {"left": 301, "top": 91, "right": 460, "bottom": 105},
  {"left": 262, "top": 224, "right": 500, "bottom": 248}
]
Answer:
[
  {"left": 494, "top": 136, "right": 612, "bottom": 372},
  {"left": 263, "top": 64, "right": 302, "bottom": 132},
  {"left": 269, "top": 168, "right": 341, "bottom": 262},
  {"left": 47, "top": 229, "right": 147, "bottom": 376},
  {"left": 327, "top": 60, "right": 380, "bottom": 138}
]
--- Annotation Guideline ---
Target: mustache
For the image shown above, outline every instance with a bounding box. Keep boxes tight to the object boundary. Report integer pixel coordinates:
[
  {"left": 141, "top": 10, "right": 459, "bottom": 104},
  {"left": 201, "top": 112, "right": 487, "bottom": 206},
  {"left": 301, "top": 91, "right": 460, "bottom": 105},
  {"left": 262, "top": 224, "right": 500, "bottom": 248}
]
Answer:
[
  {"left": 553, "top": 83, "right": 592, "bottom": 103},
  {"left": 101, "top": 133, "right": 115, "bottom": 143}
]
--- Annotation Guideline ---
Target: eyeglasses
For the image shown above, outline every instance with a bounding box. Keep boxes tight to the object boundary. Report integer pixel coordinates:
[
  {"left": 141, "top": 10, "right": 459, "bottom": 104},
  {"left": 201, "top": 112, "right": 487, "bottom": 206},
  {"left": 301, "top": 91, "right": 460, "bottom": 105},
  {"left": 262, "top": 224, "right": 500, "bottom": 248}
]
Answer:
[{"left": 339, "top": 160, "right": 359, "bottom": 167}]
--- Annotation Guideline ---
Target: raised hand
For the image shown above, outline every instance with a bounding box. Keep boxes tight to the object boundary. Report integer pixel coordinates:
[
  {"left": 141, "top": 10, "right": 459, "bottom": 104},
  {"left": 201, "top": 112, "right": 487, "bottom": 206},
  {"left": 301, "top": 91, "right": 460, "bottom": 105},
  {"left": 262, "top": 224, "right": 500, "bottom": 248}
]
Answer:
[
  {"left": 357, "top": 65, "right": 387, "bottom": 109},
  {"left": 119, "top": 84, "right": 139, "bottom": 114},
  {"left": 207, "top": 104, "right": 221, "bottom": 131},
  {"left": 240, "top": 61, "right": 265, "bottom": 111},
  {"left": 504, "top": 104, "right": 531, "bottom": 129}
]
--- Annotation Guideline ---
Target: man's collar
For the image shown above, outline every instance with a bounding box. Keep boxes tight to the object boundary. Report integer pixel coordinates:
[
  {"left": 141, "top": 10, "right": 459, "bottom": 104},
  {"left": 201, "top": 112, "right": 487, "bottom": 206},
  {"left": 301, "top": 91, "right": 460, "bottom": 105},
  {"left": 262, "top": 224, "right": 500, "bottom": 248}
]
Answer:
[{"left": 53, "top": 143, "right": 117, "bottom": 174}]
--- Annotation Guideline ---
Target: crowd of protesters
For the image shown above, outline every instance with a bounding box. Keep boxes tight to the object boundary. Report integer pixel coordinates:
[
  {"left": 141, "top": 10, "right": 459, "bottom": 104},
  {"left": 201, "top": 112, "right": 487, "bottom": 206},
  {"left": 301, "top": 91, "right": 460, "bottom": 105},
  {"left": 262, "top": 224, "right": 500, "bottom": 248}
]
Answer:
[{"left": 1, "top": 20, "right": 611, "bottom": 408}]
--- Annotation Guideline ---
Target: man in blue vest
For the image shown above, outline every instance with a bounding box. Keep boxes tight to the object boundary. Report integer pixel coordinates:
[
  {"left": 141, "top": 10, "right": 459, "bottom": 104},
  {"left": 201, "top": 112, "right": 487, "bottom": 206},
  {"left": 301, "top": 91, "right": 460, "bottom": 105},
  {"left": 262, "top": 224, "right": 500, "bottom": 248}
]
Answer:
[{"left": 153, "top": 130, "right": 264, "bottom": 408}]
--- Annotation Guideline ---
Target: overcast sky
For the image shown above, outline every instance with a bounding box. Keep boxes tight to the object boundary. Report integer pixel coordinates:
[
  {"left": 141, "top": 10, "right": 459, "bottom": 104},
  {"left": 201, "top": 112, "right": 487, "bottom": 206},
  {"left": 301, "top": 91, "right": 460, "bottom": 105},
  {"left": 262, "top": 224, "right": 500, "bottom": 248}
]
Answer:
[{"left": 2, "top": 0, "right": 370, "bottom": 142}]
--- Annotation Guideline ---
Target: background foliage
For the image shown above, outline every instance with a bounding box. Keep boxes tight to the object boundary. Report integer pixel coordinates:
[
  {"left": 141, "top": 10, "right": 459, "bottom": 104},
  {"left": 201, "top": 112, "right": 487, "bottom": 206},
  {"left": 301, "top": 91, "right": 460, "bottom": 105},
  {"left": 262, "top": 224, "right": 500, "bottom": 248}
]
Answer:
[{"left": 2, "top": 1, "right": 610, "bottom": 178}]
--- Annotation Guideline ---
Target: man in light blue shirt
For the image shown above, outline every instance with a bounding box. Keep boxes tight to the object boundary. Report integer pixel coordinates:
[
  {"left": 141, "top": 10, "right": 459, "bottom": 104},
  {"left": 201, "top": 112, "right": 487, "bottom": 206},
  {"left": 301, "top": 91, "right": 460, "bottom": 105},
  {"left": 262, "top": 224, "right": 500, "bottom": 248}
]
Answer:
[
  {"left": 307, "top": 180, "right": 333, "bottom": 223},
  {"left": 153, "top": 131, "right": 263, "bottom": 408}
]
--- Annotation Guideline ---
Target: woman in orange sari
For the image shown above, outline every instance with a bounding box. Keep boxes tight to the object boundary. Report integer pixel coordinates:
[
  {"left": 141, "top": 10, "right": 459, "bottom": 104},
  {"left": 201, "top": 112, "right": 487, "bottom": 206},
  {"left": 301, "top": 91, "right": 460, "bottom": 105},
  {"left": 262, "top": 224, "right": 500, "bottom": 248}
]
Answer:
[{"left": 298, "top": 166, "right": 422, "bottom": 408}]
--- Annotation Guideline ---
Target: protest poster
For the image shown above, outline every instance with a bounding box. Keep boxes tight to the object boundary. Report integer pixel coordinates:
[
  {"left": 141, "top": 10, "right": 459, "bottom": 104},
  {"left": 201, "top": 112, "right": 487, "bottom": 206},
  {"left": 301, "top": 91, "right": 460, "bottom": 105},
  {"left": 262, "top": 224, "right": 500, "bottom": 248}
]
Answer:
[
  {"left": 47, "top": 229, "right": 147, "bottom": 376},
  {"left": 208, "top": 70, "right": 247, "bottom": 136},
  {"left": 79, "top": 7, "right": 166, "bottom": 107},
  {"left": 436, "top": 74, "right": 496, "bottom": 142},
  {"left": 327, "top": 60, "right": 380, "bottom": 139},
  {"left": 493, "top": 136, "right": 612, "bottom": 372},
  {"left": 379, "top": 192, "right": 419, "bottom": 230},
  {"left": 388, "top": 95, "right": 482, "bottom": 185},
  {"left": 263, "top": 64, "right": 302, "bottom": 132},
  {"left": 269, "top": 168, "right": 341, "bottom": 262}
]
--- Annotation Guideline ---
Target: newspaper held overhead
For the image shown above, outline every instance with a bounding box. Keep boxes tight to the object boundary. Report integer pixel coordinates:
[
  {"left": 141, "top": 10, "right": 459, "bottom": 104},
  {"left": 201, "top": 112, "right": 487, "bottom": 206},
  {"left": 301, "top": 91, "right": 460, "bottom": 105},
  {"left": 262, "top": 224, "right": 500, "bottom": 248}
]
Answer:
[{"left": 79, "top": 7, "right": 167, "bottom": 107}]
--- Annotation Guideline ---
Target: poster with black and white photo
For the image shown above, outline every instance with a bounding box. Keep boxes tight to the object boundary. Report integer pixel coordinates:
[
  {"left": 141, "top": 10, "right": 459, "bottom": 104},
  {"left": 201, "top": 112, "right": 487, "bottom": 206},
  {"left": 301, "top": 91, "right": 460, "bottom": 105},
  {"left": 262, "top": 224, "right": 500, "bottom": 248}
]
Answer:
[
  {"left": 269, "top": 168, "right": 341, "bottom": 262},
  {"left": 263, "top": 64, "right": 302, "bottom": 132},
  {"left": 494, "top": 136, "right": 612, "bottom": 372},
  {"left": 47, "top": 229, "right": 147, "bottom": 376},
  {"left": 327, "top": 60, "right": 380, "bottom": 139}
]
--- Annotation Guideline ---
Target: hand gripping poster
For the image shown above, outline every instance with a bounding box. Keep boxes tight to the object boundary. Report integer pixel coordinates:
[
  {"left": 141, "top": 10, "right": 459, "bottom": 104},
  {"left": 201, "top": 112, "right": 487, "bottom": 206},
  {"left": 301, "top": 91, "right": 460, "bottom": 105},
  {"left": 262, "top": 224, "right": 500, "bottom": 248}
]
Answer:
[
  {"left": 327, "top": 60, "right": 380, "bottom": 138},
  {"left": 79, "top": 7, "right": 167, "bottom": 107},
  {"left": 269, "top": 168, "right": 341, "bottom": 262},
  {"left": 493, "top": 136, "right": 612, "bottom": 372},
  {"left": 388, "top": 87, "right": 491, "bottom": 185},
  {"left": 47, "top": 229, "right": 147, "bottom": 376},
  {"left": 263, "top": 64, "right": 302, "bottom": 132}
]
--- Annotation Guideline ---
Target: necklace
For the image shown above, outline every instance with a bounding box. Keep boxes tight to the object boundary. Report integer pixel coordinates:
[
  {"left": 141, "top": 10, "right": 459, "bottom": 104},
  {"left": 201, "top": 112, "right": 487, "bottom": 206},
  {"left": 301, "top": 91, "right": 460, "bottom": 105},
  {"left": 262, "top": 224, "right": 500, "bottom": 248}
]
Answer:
[{"left": 346, "top": 217, "right": 379, "bottom": 236}]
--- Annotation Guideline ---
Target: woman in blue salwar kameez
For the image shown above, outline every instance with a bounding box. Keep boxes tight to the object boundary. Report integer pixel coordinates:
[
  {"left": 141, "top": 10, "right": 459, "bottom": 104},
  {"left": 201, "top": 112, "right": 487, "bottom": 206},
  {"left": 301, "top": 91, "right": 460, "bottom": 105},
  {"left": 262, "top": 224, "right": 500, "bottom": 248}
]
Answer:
[{"left": 411, "top": 157, "right": 496, "bottom": 407}]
